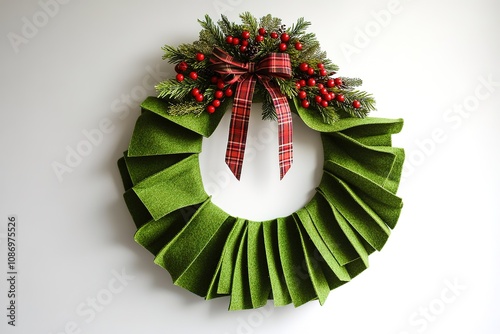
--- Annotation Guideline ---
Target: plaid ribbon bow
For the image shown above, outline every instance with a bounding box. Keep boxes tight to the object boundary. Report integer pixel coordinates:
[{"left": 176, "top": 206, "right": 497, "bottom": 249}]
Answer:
[{"left": 210, "top": 47, "right": 293, "bottom": 180}]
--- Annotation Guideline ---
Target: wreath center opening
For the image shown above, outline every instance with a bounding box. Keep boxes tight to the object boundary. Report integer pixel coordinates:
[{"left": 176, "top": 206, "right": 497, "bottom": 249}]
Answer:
[{"left": 199, "top": 102, "right": 324, "bottom": 221}]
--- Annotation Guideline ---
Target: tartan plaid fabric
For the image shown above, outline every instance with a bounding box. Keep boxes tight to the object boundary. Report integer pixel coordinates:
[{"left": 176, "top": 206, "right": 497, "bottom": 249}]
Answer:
[{"left": 210, "top": 47, "right": 293, "bottom": 180}]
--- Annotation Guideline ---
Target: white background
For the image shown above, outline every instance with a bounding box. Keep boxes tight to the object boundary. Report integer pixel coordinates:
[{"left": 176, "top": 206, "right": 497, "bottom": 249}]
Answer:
[{"left": 1, "top": 0, "right": 499, "bottom": 333}]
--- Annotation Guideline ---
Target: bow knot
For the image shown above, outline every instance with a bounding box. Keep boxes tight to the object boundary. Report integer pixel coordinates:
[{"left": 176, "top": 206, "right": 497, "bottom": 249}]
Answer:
[
  {"left": 210, "top": 47, "right": 294, "bottom": 180},
  {"left": 247, "top": 62, "right": 255, "bottom": 74}
]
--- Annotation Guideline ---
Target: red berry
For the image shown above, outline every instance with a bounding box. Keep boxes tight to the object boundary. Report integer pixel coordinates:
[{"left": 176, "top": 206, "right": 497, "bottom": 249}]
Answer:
[
  {"left": 210, "top": 76, "right": 218, "bottom": 84},
  {"left": 307, "top": 78, "right": 316, "bottom": 86},
  {"left": 299, "top": 63, "right": 309, "bottom": 72},
  {"left": 207, "top": 105, "right": 216, "bottom": 114},
  {"left": 317, "top": 83, "right": 324, "bottom": 90},
  {"left": 280, "top": 33, "right": 290, "bottom": 42},
  {"left": 224, "top": 88, "right": 233, "bottom": 97},
  {"left": 295, "top": 42, "right": 303, "bottom": 50},
  {"left": 232, "top": 37, "right": 240, "bottom": 45},
  {"left": 329, "top": 93, "right": 335, "bottom": 100},
  {"left": 270, "top": 32, "right": 278, "bottom": 39},
  {"left": 279, "top": 43, "right": 287, "bottom": 51},
  {"left": 175, "top": 61, "right": 188, "bottom": 73},
  {"left": 258, "top": 27, "right": 266, "bottom": 36},
  {"left": 195, "top": 94, "right": 204, "bottom": 102},
  {"left": 319, "top": 69, "right": 327, "bottom": 76},
  {"left": 314, "top": 95, "right": 322, "bottom": 103},
  {"left": 352, "top": 100, "right": 361, "bottom": 108},
  {"left": 226, "top": 36, "right": 233, "bottom": 44},
  {"left": 334, "top": 78, "right": 343, "bottom": 86},
  {"left": 299, "top": 79, "right": 306, "bottom": 87},
  {"left": 320, "top": 87, "right": 328, "bottom": 95},
  {"left": 189, "top": 71, "right": 198, "bottom": 80},
  {"left": 301, "top": 99, "right": 310, "bottom": 108},
  {"left": 255, "top": 35, "right": 264, "bottom": 43},
  {"left": 214, "top": 90, "right": 224, "bottom": 99},
  {"left": 317, "top": 63, "right": 324, "bottom": 69},
  {"left": 326, "top": 79, "right": 335, "bottom": 87},
  {"left": 217, "top": 80, "right": 225, "bottom": 89},
  {"left": 239, "top": 45, "right": 247, "bottom": 52},
  {"left": 176, "top": 73, "right": 184, "bottom": 82},
  {"left": 241, "top": 39, "right": 248, "bottom": 46},
  {"left": 323, "top": 93, "right": 332, "bottom": 101},
  {"left": 295, "top": 82, "right": 301, "bottom": 90},
  {"left": 307, "top": 67, "right": 315, "bottom": 75},
  {"left": 321, "top": 100, "right": 329, "bottom": 108},
  {"left": 191, "top": 88, "right": 200, "bottom": 96},
  {"left": 336, "top": 94, "right": 345, "bottom": 102},
  {"left": 298, "top": 90, "right": 307, "bottom": 99},
  {"left": 212, "top": 99, "right": 221, "bottom": 108},
  {"left": 241, "top": 30, "right": 250, "bottom": 39},
  {"left": 195, "top": 53, "right": 205, "bottom": 61}
]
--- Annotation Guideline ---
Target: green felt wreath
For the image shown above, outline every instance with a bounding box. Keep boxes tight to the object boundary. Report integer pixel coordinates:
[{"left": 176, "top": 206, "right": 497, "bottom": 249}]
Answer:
[
  {"left": 117, "top": 13, "right": 404, "bottom": 310},
  {"left": 118, "top": 96, "right": 404, "bottom": 310}
]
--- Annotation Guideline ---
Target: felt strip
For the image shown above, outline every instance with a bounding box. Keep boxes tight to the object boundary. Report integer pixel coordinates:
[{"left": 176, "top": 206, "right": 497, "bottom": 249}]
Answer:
[
  {"left": 124, "top": 152, "right": 191, "bottom": 185},
  {"left": 294, "top": 207, "right": 350, "bottom": 281},
  {"left": 324, "top": 196, "right": 370, "bottom": 267},
  {"left": 128, "top": 110, "right": 202, "bottom": 157},
  {"left": 293, "top": 215, "right": 331, "bottom": 305},
  {"left": 141, "top": 96, "right": 226, "bottom": 137},
  {"left": 154, "top": 199, "right": 229, "bottom": 284},
  {"left": 247, "top": 221, "right": 271, "bottom": 308},
  {"left": 206, "top": 258, "right": 223, "bottom": 300},
  {"left": 229, "top": 226, "right": 253, "bottom": 310},
  {"left": 173, "top": 216, "right": 234, "bottom": 297},
  {"left": 218, "top": 218, "right": 246, "bottom": 295},
  {"left": 324, "top": 159, "right": 402, "bottom": 207},
  {"left": 319, "top": 171, "right": 391, "bottom": 251},
  {"left": 134, "top": 210, "right": 188, "bottom": 255},
  {"left": 132, "top": 154, "right": 208, "bottom": 220},
  {"left": 262, "top": 219, "right": 292, "bottom": 306},
  {"left": 305, "top": 195, "right": 359, "bottom": 266},
  {"left": 322, "top": 132, "right": 397, "bottom": 188},
  {"left": 277, "top": 216, "right": 317, "bottom": 307},
  {"left": 293, "top": 97, "right": 403, "bottom": 134},
  {"left": 123, "top": 188, "right": 153, "bottom": 228},
  {"left": 117, "top": 156, "right": 133, "bottom": 190}
]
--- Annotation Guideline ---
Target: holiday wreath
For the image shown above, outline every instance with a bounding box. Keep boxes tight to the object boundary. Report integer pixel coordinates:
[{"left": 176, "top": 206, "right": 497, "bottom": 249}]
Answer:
[{"left": 117, "top": 13, "right": 404, "bottom": 310}]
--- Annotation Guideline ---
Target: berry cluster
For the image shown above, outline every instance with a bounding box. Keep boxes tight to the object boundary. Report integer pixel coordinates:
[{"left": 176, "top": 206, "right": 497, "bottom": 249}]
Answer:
[
  {"left": 224, "top": 26, "right": 304, "bottom": 56},
  {"left": 296, "top": 62, "right": 361, "bottom": 109},
  {"left": 203, "top": 76, "right": 234, "bottom": 114},
  {"left": 174, "top": 53, "right": 205, "bottom": 82}
]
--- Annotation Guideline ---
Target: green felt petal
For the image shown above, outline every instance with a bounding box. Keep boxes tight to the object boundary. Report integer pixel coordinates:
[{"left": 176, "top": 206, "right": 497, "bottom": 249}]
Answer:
[
  {"left": 229, "top": 226, "right": 253, "bottom": 310},
  {"left": 132, "top": 154, "right": 208, "bottom": 220},
  {"left": 124, "top": 152, "right": 191, "bottom": 185},
  {"left": 141, "top": 97, "right": 226, "bottom": 137},
  {"left": 277, "top": 216, "right": 317, "bottom": 307},
  {"left": 294, "top": 208, "right": 351, "bottom": 282},
  {"left": 129, "top": 110, "right": 202, "bottom": 157},
  {"left": 305, "top": 195, "right": 359, "bottom": 266},
  {"left": 247, "top": 221, "right": 272, "bottom": 309},
  {"left": 263, "top": 220, "right": 292, "bottom": 306},
  {"left": 218, "top": 219, "right": 246, "bottom": 295},
  {"left": 293, "top": 96, "right": 403, "bottom": 134},
  {"left": 154, "top": 199, "right": 231, "bottom": 295},
  {"left": 319, "top": 171, "right": 391, "bottom": 251},
  {"left": 293, "top": 215, "right": 331, "bottom": 305}
]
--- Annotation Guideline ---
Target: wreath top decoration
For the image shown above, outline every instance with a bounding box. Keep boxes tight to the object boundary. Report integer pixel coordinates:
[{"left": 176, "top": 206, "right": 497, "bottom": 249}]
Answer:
[
  {"left": 156, "top": 13, "right": 376, "bottom": 180},
  {"left": 118, "top": 13, "right": 404, "bottom": 310}
]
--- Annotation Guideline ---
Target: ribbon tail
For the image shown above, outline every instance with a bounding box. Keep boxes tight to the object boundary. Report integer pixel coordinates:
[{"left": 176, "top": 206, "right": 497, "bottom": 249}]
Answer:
[
  {"left": 261, "top": 80, "right": 293, "bottom": 179},
  {"left": 225, "top": 77, "right": 257, "bottom": 180}
]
